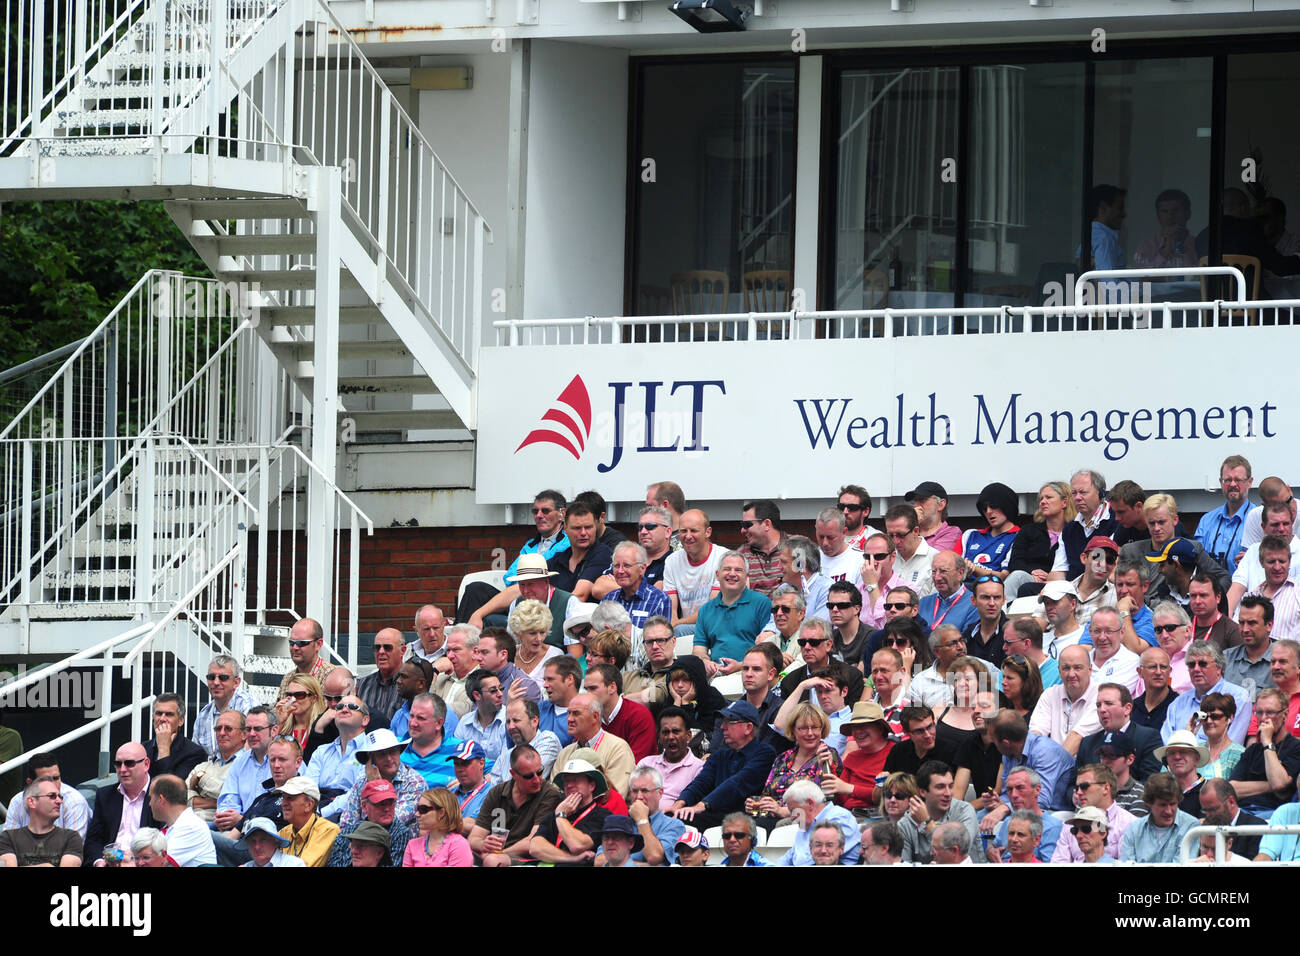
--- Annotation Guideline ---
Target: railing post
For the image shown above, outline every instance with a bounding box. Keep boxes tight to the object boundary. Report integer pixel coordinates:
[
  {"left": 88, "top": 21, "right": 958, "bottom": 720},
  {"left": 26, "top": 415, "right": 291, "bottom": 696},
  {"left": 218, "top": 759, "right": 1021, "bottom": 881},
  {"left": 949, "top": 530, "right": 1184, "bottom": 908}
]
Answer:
[
  {"left": 232, "top": 522, "right": 249, "bottom": 665},
  {"left": 135, "top": 438, "right": 156, "bottom": 610},
  {"left": 129, "top": 656, "right": 143, "bottom": 745},
  {"left": 98, "top": 658, "right": 113, "bottom": 778},
  {"left": 256, "top": 445, "right": 269, "bottom": 626},
  {"left": 19, "top": 441, "right": 33, "bottom": 608},
  {"left": 348, "top": 510, "right": 359, "bottom": 674},
  {"left": 74, "top": 0, "right": 89, "bottom": 90},
  {"left": 155, "top": 274, "right": 172, "bottom": 431},
  {"left": 151, "top": 0, "right": 167, "bottom": 136},
  {"left": 29, "top": 0, "right": 46, "bottom": 132},
  {"left": 375, "top": 94, "right": 391, "bottom": 294},
  {"left": 209, "top": 0, "right": 227, "bottom": 146},
  {"left": 472, "top": 216, "right": 486, "bottom": 371}
]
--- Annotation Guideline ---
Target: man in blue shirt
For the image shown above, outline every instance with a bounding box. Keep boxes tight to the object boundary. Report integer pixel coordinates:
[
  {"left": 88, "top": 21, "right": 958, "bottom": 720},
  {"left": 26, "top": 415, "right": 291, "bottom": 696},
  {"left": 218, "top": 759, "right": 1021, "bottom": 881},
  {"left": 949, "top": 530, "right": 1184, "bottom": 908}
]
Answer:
[
  {"left": 601, "top": 541, "right": 672, "bottom": 668},
  {"left": 669, "top": 699, "right": 777, "bottom": 832},
  {"left": 215, "top": 706, "right": 274, "bottom": 830},
  {"left": 989, "top": 710, "right": 1075, "bottom": 819},
  {"left": 1196, "top": 455, "right": 1254, "bottom": 576},
  {"left": 1079, "top": 183, "right": 1127, "bottom": 272},
  {"left": 694, "top": 551, "right": 773, "bottom": 678},
  {"left": 400, "top": 693, "right": 465, "bottom": 788},
  {"left": 919, "top": 551, "right": 978, "bottom": 635},
  {"left": 1160, "top": 641, "right": 1252, "bottom": 745},
  {"left": 778, "top": 779, "right": 861, "bottom": 866}
]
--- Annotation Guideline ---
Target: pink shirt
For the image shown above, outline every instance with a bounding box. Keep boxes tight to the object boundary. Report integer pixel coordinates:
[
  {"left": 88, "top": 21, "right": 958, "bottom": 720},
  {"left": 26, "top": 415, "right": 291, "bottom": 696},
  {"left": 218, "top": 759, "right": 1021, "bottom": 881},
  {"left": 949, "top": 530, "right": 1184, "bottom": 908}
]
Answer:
[
  {"left": 860, "top": 574, "right": 909, "bottom": 630},
  {"left": 115, "top": 778, "right": 151, "bottom": 848},
  {"left": 924, "top": 522, "right": 962, "bottom": 553},
  {"left": 639, "top": 751, "right": 705, "bottom": 811},
  {"left": 403, "top": 831, "right": 473, "bottom": 867},
  {"left": 1168, "top": 646, "right": 1193, "bottom": 694}
]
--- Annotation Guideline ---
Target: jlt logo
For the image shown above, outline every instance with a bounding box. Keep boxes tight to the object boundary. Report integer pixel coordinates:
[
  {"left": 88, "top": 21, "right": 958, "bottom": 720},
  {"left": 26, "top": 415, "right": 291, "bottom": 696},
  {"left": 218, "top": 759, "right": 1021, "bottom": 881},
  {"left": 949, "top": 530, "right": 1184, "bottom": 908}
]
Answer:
[{"left": 515, "top": 375, "right": 725, "bottom": 473}]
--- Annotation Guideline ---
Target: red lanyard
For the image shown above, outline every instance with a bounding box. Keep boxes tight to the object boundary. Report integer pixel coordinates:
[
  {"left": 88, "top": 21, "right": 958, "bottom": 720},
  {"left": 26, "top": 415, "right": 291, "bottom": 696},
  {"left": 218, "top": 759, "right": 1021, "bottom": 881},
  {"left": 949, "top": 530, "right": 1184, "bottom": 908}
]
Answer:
[
  {"left": 930, "top": 587, "right": 967, "bottom": 629},
  {"left": 554, "top": 801, "right": 598, "bottom": 846},
  {"left": 458, "top": 780, "right": 488, "bottom": 812}
]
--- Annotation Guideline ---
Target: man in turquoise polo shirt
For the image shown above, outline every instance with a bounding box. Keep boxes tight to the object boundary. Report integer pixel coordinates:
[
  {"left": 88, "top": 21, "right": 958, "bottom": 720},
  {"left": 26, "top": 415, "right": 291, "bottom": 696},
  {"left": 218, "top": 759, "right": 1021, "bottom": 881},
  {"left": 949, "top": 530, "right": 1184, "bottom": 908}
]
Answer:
[
  {"left": 400, "top": 694, "right": 465, "bottom": 789},
  {"left": 693, "top": 551, "right": 773, "bottom": 679}
]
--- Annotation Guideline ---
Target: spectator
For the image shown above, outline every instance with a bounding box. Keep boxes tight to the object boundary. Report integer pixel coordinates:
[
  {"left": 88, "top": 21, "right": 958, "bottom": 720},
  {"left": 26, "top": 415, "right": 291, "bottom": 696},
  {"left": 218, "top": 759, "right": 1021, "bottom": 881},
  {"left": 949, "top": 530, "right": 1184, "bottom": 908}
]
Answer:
[
  {"left": 1001, "top": 809, "right": 1043, "bottom": 865},
  {"left": 592, "top": 505, "right": 674, "bottom": 600},
  {"left": 469, "top": 744, "right": 563, "bottom": 867},
  {"left": 213, "top": 729, "right": 295, "bottom": 866},
  {"left": 1112, "top": 560, "right": 1157, "bottom": 652},
  {"left": 275, "top": 674, "right": 327, "bottom": 759},
  {"left": 862, "top": 819, "right": 906, "bottom": 865},
  {"left": 1108, "top": 480, "right": 1150, "bottom": 549},
  {"left": 1160, "top": 640, "right": 1252, "bottom": 745},
  {"left": 815, "top": 506, "right": 864, "bottom": 584},
  {"left": 821, "top": 700, "right": 894, "bottom": 815},
  {"left": 1029, "top": 645, "right": 1101, "bottom": 755},
  {"left": 3, "top": 753, "right": 90, "bottom": 839},
  {"left": 403, "top": 788, "right": 472, "bottom": 867},
  {"left": 477, "top": 628, "right": 542, "bottom": 704},
  {"left": 1195, "top": 692, "right": 1245, "bottom": 780},
  {"left": 486, "top": 698, "right": 562, "bottom": 785},
  {"left": 505, "top": 601, "right": 563, "bottom": 699},
  {"left": 1071, "top": 536, "right": 1119, "bottom": 629},
  {"left": 193, "top": 654, "right": 255, "bottom": 759},
  {"left": 1040, "top": 581, "right": 1086, "bottom": 658},
  {"left": 780, "top": 618, "right": 865, "bottom": 705},
  {"left": 0, "top": 778, "right": 82, "bottom": 867},
  {"left": 1081, "top": 183, "right": 1126, "bottom": 272},
  {"left": 1224, "top": 595, "right": 1274, "bottom": 692},
  {"left": 620, "top": 766, "right": 685, "bottom": 866},
  {"left": 186, "top": 711, "right": 246, "bottom": 823},
  {"left": 1097, "top": 732, "right": 1147, "bottom": 816},
  {"left": 669, "top": 700, "right": 777, "bottom": 831},
  {"left": 1134, "top": 188, "right": 1198, "bottom": 269},
  {"left": 341, "top": 822, "right": 392, "bottom": 868},
  {"left": 528, "top": 756, "right": 613, "bottom": 866},
  {"left": 272, "top": 776, "right": 339, "bottom": 867},
  {"left": 737, "top": 499, "right": 785, "bottom": 596},
  {"left": 638, "top": 707, "right": 704, "bottom": 810},
  {"left": 539, "top": 654, "right": 582, "bottom": 746},
  {"left": 129, "top": 828, "right": 170, "bottom": 868},
  {"left": 920, "top": 550, "right": 978, "bottom": 636},
  {"left": 457, "top": 669, "right": 508, "bottom": 763},
  {"left": 325, "top": 778, "right": 415, "bottom": 867},
  {"left": 357, "top": 628, "right": 403, "bottom": 721},
  {"left": 748, "top": 700, "right": 842, "bottom": 829},
  {"left": 718, "top": 812, "right": 769, "bottom": 867},
  {"left": 1000, "top": 649, "right": 1044, "bottom": 719},
  {"left": 1087, "top": 608, "right": 1142, "bottom": 695},
  {"left": 454, "top": 489, "right": 569, "bottom": 623},
  {"left": 401, "top": 693, "right": 465, "bottom": 789},
  {"left": 884, "top": 705, "right": 957, "bottom": 776},
  {"left": 989, "top": 710, "right": 1075, "bottom": 816},
  {"left": 145, "top": 693, "right": 206, "bottom": 782},
  {"left": 1195, "top": 455, "right": 1254, "bottom": 577},
  {"left": 1228, "top": 501, "right": 1299, "bottom": 616},
  {"left": 662, "top": 509, "right": 724, "bottom": 634},
  {"left": 1229, "top": 688, "right": 1300, "bottom": 812},
  {"left": 1152, "top": 603, "right": 1194, "bottom": 694},
  {"left": 1155, "top": 730, "right": 1207, "bottom": 816},
  {"left": 1119, "top": 772, "right": 1198, "bottom": 862},
  {"left": 1198, "top": 776, "right": 1265, "bottom": 859},
  {"left": 987, "top": 766, "right": 1062, "bottom": 863},
  {"left": 1062, "top": 470, "right": 1120, "bottom": 579},
  {"left": 883, "top": 503, "right": 939, "bottom": 599},
  {"left": 1076, "top": 683, "right": 1161, "bottom": 779},
  {"left": 777, "top": 778, "right": 861, "bottom": 866},
  {"left": 898, "top": 760, "right": 977, "bottom": 864},
  {"left": 389, "top": 658, "right": 433, "bottom": 742},
  {"left": 544, "top": 502, "right": 615, "bottom": 602},
  {"left": 85, "top": 742, "right": 155, "bottom": 865},
  {"left": 411, "top": 604, "right": 448, "bottom": 663},
  {"left": 238, "top": 817, "right": 304, "bottom": 869},
  {"left": 468, "top": 553, "right": 582, "bottom": 649},
  {"left": 1066, "top": 805, "right": 1114, "bottom": 865},
  {"left": 1188, "top": 573, "right": 1240, "bottom": 650},
  {"left": 623, "top": 615, "right": 677, "bottom": 709},
  {"left": 1003, "top": 616, "right": 1058, "bottom": 689},
  {"left": 447, "top": 741, "right": 492, "bottom": 830},
  {"left": 958, "top": 481, "right": 1021, "bottom": 581},
  {"left": 693, "top": 550, "right": 772, "bottom": 678},
  {"left": 148, "top": 774, "right": 216, "bottom": 867},
  {"left": 1246, "top": 535, "right": 1300, "bottom": 641},
  {"left": 1005, "top": 481, "right": 1075, "bottom": 599},
  {"left": 600, "top": 540, "right": 672, "bottom": 667},
  {"left": 339, "top": 729, "right": 427, "bottom": 828},
  {"left": 808, "top": 822, "right": 849, "bottom": 866},
  {"left": 583, "top": 663, "right": 656, "bottom": 762},
  {"left": 1051, "top": 763, "right": 1134, "bottom": 862},
  {"left": 279, "top": 617, "right": 335, "bottom": 697},
  {"left": 826, "top": 579, "right": 870, "bottom": 668},
  {"left": 553, "top": 692, "right": 635, "bottom": 797},
  {"left": 964, "top": 575, "right": 1009, "bottom": 667}
]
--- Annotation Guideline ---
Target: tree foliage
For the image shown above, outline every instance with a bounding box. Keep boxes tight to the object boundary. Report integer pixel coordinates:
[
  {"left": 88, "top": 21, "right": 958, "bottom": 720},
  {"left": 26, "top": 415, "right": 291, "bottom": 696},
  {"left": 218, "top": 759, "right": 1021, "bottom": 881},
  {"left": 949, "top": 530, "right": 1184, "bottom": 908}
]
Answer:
[{"left": 0, "top": 200, "right": 210, "bottom": 367}]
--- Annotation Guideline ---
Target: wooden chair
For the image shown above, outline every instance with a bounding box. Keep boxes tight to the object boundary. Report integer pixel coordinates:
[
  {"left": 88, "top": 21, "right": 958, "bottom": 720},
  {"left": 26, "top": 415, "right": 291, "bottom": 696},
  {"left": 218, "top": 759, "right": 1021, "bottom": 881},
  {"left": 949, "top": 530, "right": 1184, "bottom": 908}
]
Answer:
[
  {"left": 1198, "top": 255, "right": 1261, "bottom": 325},
  {"left": 670, "top": 270, "right": 730, "bottom": 341},
  {"left": 742, "top": 269, "right": 791, "bottom": 339},
  {"left": 635, "top": 284, "right": 673, "bottom": 342}
]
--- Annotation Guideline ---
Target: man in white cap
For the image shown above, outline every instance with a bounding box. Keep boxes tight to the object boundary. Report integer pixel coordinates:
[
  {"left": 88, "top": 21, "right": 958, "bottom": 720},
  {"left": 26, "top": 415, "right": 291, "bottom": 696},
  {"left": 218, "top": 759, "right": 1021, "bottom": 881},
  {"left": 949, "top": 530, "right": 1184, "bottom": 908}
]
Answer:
[
  {"left": 1154, "top": 730, "right": 1208, "bottom": 816},
  {"left": 467, "top": 553, "right": 583, "bottom": 650},
  {"left": 1065, "top": 805, "right": 1115, "bottom": 864},
  {"left": 1040, "top": 581, "right": 1086, "bottom": 658},
  {"left": 239, "top": 816, "right": 306, "bottom": 868},
  {"left": 338, "top": 729, "right": 426, "bottom": 828},
  {"left": 275, "top": 776, "right": 340, "bottom": 867},
  {"left": 528, "top": 755, "right": 613, "bottom": 865}
]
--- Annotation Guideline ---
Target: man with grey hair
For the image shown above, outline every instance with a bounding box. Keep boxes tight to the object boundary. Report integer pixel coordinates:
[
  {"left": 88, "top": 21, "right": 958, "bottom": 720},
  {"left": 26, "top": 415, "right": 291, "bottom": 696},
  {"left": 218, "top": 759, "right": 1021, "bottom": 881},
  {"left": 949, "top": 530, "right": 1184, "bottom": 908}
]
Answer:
[
  {"left": 146, "top": 692, "right": 207, "bottom": 781},
  {"left": 718, "top": 810, "right": 769, "bottom": 866},
  {"left": 988, "top": 765, "right": 1063, "bottom": 862},
  {"left": 909, "top": 625, "right": 975, "bottom": 707},
  {"left": 592, "top": 505, "right": 674, "bottom": 600},
  {"left": 434, "top": 624, "right": 481, "bottom": 717},
  {"left": 193, "top": 654, "right": 255, "bottom": 759},
  {"left": 757, "top": 583, "right": 808, "bottom": 663},
  {"left": 815, "top": 506, "right": 865, "bottom": 585},
  {"left": 1062, "top": 469, "right": 1120, "bottom": 578},
  {"left": 553, "top": 692, "right": 636, "bottom": 797},
  {"left": 777, "top": 778, "right": 861, "bottom": 866},
  {"left": 809, "top": 822, "right": 849, "bottom": 865},
  {"left": 1161, "top": 640, "right": 1252, "bottom": 744},
  {"left": 411, "top": 604, "right": 448, "bottom": 663},
  {"left": 624, "top": 615, "right": 677, "bottom": 708},
  {"left": 624, "top": 764, "right": 685, "bottom": 865},
  {"left": 930, "top": 821, "right": 974, "bottom": 864},
  {"left": 693, "top": 550, "right": 773, "bottom": 679},
  {"left": 0, "top": 777, "right": 83, "bottom": 867},
  {"left": 600, "top": 539, "right": 671, "bottom": 668},
  {"left": 758, "top": 536, "right": 831, "bottom": 643},
  {"left": 779, "top": 617, "right": 866, "bottom": 705},
  {"left": 128, "top": 827, "right": 169, "bottom": 867}
]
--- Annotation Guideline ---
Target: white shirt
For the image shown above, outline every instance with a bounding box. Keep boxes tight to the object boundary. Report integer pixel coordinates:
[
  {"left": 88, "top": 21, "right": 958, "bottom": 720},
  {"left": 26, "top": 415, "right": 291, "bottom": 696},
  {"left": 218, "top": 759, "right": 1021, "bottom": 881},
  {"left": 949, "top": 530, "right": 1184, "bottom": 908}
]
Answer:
[
  {"left": 892, "top": 541, "right": 939, "bottom": 598},
  {"left": 1091, "top": 645, "right": 1143, "bottom": 697},
  {"left": 1231, "top": 537, "right": 1300, "bottom": 592},
  {"left": 1029, "top": 682, "right": 1101, "bottom": 744},
  {"left": 1046, "top": 622, "right": 1086, "bottom": 660},
  {"left": 662, "top": 544, "right": 724, "bottom": 618},
  {"left": 820, "top": 547, "right": 865, "bottom": 585},
  {"left": 241, "top": 849, "right": 307, "bottom": 867},
  {"left": 163, "top": 806, "right": 218, "bottom": 866}
]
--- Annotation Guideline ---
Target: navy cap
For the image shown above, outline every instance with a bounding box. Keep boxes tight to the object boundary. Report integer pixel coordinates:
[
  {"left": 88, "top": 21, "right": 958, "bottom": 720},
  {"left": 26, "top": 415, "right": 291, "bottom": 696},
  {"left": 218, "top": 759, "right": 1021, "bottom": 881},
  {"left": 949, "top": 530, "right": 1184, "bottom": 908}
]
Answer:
[
  {"left": 1146, "top": 537, "right": 1197, "bottom": 568},
  {"left": 451, "top": 740, "right": 487, "bottom": 762},
  {"left": 905, "top": 481, "right": 948, "bottom": 502},
  {"left": 719, "top": 700, "right": 761, "bottom": 724}
]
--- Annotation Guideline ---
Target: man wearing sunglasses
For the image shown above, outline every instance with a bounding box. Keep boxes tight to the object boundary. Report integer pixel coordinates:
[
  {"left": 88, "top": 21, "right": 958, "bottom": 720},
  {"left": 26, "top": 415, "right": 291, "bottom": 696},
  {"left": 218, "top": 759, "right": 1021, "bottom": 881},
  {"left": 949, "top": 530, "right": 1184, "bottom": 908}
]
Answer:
[
  {"left": 469, "top": 744, "right": 563, "bottom": 867},
  {"left": 193, "top": 654, "right": 255, "bottom": 760},
  {"left": 591, "top": 506, "right": 674, "bottom": 601},
  {"left": 326, "top": 779, "right": 414, "bottom": 867},
  {"left": 1070, "top": 536, "right": 1119, "bottom": 630},
  {"left": 1160, "top": 640, "right": 1252, "bottom": 746},
  {"left": 279, "top": 617, "right": 335, "bottom": 697},
  {"left": 85, "top": 742, "right": 155, "bottom": 864},
  {"left": 778, "top": 618, "right": 866, "bottom": 707},
  {"left": 455, "top": 489, "right": 569, "bottom": 624},
  {"left": 358, "top": 627, "right": 405, "bottom": 721},
  {"left": 737, "top": 499, "right": 785, "bottom": 597},
  {"left": 308, "top": 694, "right": 370, "bottom": 820},
  {"left": 838, "top": 484, "right": 880, "bottom": 554}
]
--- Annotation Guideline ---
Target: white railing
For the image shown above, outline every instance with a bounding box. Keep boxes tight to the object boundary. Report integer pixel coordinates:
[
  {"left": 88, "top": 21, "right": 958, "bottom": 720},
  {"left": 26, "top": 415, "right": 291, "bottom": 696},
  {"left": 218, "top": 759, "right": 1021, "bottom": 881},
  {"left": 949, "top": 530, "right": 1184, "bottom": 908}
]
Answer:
[
  {"left": 495, "top": 270, "right": 1298, "bottom": 345},
  {"left": 1180, "top": 823, "right": 1299, "bottom": 864}
]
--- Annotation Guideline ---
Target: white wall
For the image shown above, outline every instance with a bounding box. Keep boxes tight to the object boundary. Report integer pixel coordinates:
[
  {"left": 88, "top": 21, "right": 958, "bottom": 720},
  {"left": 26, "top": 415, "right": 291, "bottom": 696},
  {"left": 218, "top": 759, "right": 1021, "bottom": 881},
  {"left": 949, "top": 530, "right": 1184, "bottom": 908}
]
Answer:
[
  {"left": 522, "top": 40, "right": 628, "bottom": 320},
  {"left": 417, "top": 50, "right": 512, "bottom": 344}
]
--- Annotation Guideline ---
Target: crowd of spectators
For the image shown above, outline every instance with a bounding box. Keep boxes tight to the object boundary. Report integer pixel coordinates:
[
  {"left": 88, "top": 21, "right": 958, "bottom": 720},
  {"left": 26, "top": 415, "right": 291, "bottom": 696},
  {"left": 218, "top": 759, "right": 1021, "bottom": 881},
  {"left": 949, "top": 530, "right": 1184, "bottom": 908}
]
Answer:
[{"left": 6, "top": 464, "right": 1300, "bottom": 867}]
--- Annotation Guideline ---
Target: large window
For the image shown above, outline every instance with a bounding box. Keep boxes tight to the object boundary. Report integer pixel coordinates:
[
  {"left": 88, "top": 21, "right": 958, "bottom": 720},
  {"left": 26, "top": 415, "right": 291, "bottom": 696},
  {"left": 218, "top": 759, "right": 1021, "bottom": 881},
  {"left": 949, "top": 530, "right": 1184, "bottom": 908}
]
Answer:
[{"left": 628, "top": 60, "right": 796, "bottom": 317}]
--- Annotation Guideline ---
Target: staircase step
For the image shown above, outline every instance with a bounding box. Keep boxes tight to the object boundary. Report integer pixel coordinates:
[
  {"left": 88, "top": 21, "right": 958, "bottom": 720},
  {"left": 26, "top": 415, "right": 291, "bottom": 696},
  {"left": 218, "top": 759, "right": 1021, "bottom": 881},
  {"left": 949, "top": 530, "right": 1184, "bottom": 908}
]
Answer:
[
  {"left": 99, "top": 504, "right": 202, "bottom": 525},
  {"left": 336, "top": 375, "right": 437, "bottom": 395},
  {"left": 197, "top": 233, "right": 317, "bottom": 256},
  {"left": 36, "top": 136, "right": 156, "bottom": 156},
  {"left": 19, "top": 602, "right": 139, "bottom": 620},
  {"left": 100, "top": 50, "right": 208, "bottom": 71},
  {"left": 79, "top": 76, "right": 203, "bottom": 98},
  {"left": 55, "top": 107, "right": 169, "bottom": 128},
  {"left": 179, "top": 198, "right": 310, "bottom": 221},
  {"left": 269, "top": 339, "right": 410, "bottom": 362},
  {"left": 261, "top": 305, "right": 383, "bottom": 326},
  {"left": 42, "top": 569, "right": 135, "bottom": 589},
  {"left": 342, "top": 408, "right": 463, "bottom": 432},
  {"left": 223, "top": 269, "right": 360, "bottom": 292}
]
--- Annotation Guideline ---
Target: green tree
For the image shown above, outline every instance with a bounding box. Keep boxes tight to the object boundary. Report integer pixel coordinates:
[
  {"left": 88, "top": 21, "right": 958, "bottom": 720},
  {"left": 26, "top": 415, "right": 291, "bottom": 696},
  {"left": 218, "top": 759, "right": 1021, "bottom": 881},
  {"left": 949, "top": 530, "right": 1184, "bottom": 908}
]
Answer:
[{"left": 0, "top": 200, "right": 210, "bottom": 367}]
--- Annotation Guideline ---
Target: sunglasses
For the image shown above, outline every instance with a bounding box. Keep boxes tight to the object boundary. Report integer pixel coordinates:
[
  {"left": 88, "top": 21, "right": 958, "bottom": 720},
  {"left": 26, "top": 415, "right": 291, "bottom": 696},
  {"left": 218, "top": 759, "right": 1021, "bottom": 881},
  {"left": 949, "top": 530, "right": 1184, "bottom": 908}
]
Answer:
[
  {"left": 838, "top": 503, "right": 863, "bottom": 512},
  {"left": 324, "top": 694, "right": 345, "bottom": 704},
  {"left": 772, "top": 605, "right": 797, "bottom": 615},
  {"left": 797, "top": 637, "right": 829, "bottom": 648},
  {"left": 373, "top": 644, "right": 398, "bottom": 652},
  {"left": 1073, "top": 781, "right": 1098, "bottom": 791},
  {"left": 1153, "top": 624, "right": 1183, "bottom": 634},
  {"left": 284, "top": 690, "right": 310, "bottom": 700},
  {"left": 722, "top": 831, "right": 751, "bottom": 840},
  {"left": 887, "top": 532, "right": 912, "bottom": 540},
  {"left": 637, "top": 522, "right": 664, "bottom": 532},
  {"left": 865, "top": 552, "right": 890, "bottom": 561},
  {"left": 826, "top": 601, "right": 857, "bottom": 611},
  {"left": 532, "top": 507, "right": 555, "bottom": 515},
  {"left": 287, "top": 639, "right": 315, "bottom": 649},
  {"left": 644, "top": 636, "right": 674, "bottom": 645},
  {"left": 883, "top": 791, "right": 909, "bottom": 800},
  {"left": 884, "top": 637, "right": 911, "bottom": 647},
  {"left": 415, "top": 804, "right": 440, "bottom": 815},
  {"left": 1004, "top": 654, "right": 1028, "bottom": 665},
  {"left": 738, "top": 520, "right": 757, "bottom": 530},
  {"left": 1070, "top": 824, "right": 1099, "bottom": 836},
  {"left": 513, "top": 769, "right": 545, "bottom": 780},
  {"left": 1186, "top": 660, "right": 1215, "bottom": 670},
  {"left": 115, "top": 758, "right": 144, "bottom": 768},
  {"left": 206, "top": 673, "right": 233, "bottom": 682},
  {"left": 570, "top": 625, "right": 592, "bottom": 639},
  {"left": 972, "top": 575, "right": 1000, "bottom": 584},
  {"left": 1202, "top": 712, "right": 1227, "bottom": 721},
  {"left": 246, "top": 725, "right": 272, "bottom": 734},
  {"left": 883, "top": 602, "right": 912, "bottom": 611},
  {"left": 336, "top": 702, "right": 365, "bottom": 712}
]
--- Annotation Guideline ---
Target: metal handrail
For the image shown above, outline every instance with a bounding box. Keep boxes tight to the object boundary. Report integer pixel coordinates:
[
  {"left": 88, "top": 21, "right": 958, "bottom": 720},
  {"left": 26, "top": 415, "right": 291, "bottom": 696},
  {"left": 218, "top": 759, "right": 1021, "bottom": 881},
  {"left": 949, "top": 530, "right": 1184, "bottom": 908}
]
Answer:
[
  {"left": 1076, "top": 266, "right": 1247, "bottom": 305},
  {"left": 1179, "top": 823, "right": 1300, "bottom": 863},
  {"left": 122, "top": 544, "right": 244, "bottom": 665},
  {"left": 0, "top": 697, "right": 156, "bottom": 779},
  {"left": 0, "top": 622, "right": 151, "bottom": 699},
  {"left": 282, "top": 444, "right": 374, "bottom": 533}
]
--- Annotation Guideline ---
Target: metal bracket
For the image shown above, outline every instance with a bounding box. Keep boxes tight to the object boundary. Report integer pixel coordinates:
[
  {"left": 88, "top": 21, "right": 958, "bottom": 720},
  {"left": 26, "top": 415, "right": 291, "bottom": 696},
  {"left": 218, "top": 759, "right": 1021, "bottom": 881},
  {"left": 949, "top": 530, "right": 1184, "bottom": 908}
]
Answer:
[{"left": 517, "top": 0, "right": 539, "bottom": 24}]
